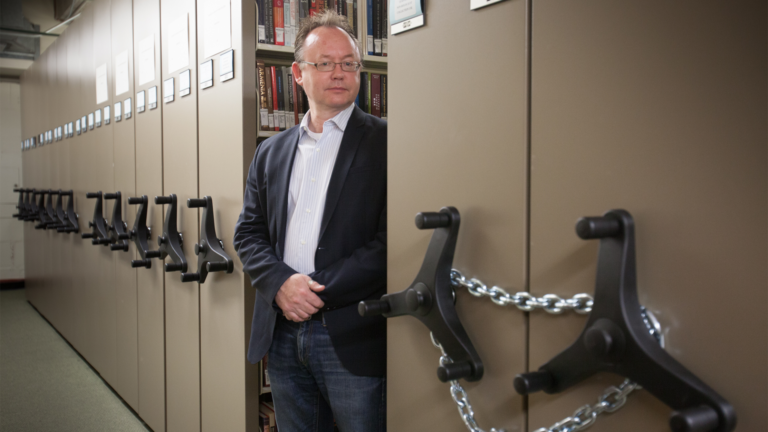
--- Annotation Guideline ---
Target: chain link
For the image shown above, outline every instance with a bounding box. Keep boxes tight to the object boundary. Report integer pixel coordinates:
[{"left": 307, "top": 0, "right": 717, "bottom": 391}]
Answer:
[
  {"left": 436, "top": 269, "right": 665, "bottom": 432},
  {"left": 450, "top": 269, "right": 594, "bottom": 314}
]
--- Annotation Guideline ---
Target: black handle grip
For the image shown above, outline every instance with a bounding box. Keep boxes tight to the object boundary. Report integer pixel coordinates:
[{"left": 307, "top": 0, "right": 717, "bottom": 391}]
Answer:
[
  {"left": 165, "top": 263, "right": 183, "bottom": 272},
  {"left": 575, "top": 216, "right": 621, "bottom": 239},
  {"left": 670, "top": 406, "right": 720, "bottom": 432},
  {"left": 128, "top": 197, "right": 145, "bottom": 205},
  {"left": 155, "top": 196, "right": 172, "bottom": 205},
  {"left": 110, "top": 243, "right": 128, "bottom": 251},
  {"left": 437, "top": 361, "right": 474, "bottom": 382},
  {"left": 358, "top": 299, "right": 391, "bottom": 317},
  {"left": 97, "top": 238, "right": 111, "bottom": 245},
  {"left": 118, "top": 233, "right": 130, "bottom": 240},
  {"left": 86, "top": 192, "right": 101, "bottom": 198},
  {"left": 187, "top": 198, "right": 206, "bottom": 208},
  {"left": 49, "top": 190, "right": 60, "bottom": 195},
  {"left": 181, "top": 273, "right": 201, "bottom": 282},
  {"left": 206, "top": 262, "right": 229, "bottom": 272},
  {"left": 81, "top": 233, "right": 94, "bottom": 238},
  {"left": 145, "top": 250, "right": 161, "bottom": 258},
  {"left": 415, "top": 212, "right": 451, "bottom": 229},
  {"left": 131, "top": 259, "right": 152, "bottom": 269},
  {"left": 513, "top": 371, "right": 553, "bottom": 395},
  {"left": 61, "top": 190, "right": 73, "bottom": 196},
  {"left": 104, "top": 193, "right": 118, "bottom": 199}
]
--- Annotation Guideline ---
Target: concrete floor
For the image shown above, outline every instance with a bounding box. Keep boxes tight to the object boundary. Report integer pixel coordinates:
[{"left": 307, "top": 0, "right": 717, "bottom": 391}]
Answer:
[{"left": 0, "top": 288, "right": 151, "bottom": 432}]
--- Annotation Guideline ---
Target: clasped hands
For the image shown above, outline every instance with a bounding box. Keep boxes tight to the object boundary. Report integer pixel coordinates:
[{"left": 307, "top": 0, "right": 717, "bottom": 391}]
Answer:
[{"left": 275, "top": 273, "right": 326, "bottom": 322}]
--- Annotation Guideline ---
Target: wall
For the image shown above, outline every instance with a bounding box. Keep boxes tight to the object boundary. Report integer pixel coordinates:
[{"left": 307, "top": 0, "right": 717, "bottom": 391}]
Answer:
[{"left": 0, "top": 81, "right": 24, "bottom": 282}]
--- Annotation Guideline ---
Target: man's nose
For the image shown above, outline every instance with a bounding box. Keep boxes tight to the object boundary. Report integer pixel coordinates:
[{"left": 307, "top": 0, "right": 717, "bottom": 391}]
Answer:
[{"left": 331, "top": 64, "right": 346, "bottom": 78}]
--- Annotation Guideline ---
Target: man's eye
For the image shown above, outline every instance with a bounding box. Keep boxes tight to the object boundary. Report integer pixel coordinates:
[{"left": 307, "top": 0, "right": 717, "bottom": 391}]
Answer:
[
  {"left": 343, "top": 62, "right": 353, "bottom": 67},
  {"left": 319, "top": 62, "right": 331, "bottom": 67}
]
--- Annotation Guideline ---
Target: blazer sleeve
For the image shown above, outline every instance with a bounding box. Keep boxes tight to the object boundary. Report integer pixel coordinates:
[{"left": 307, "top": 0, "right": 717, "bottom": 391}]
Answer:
[
  {"left": 233, "top": 145, "right": 297, "bottom": 305},
  {"left": 308, "top": 204, "right": 386, "bottom": 309}
]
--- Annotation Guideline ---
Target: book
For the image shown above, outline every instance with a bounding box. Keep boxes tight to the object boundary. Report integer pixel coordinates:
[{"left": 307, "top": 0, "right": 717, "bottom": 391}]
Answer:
[
  {"left": 266, "top": 0, "right": 275, "bottom": 44},
  {"left": 300, "top": 0, "right": 309, "bottom": 21},
  {"left": 371, "top": 73, "right": 381, "bottom": 117},
  {"left": 284, "top": 0, "right": 292, "bottom": 46},
  {"left": 373, "top": 0, "right": 381, "bottom": 55},
  {"left": 282, "top": 67, "right": 294, "bottom": 128},
  {"left": 265, "top": 66, "right": 275, "bottom": 130},
  {"left": 310, "top": 0, "right": 324, "bottom": 16},
  {"left": 257, "top": 0, "right": 267, "bottom": 43},
  {"left": 292, "top": 77, "right": 299, "bottom": 126},
  {"left": 276, "top": 69, "right": 286, "bottom": 130},
  {"left": 270, "top": 66, "right": 279, "bottom": 131},
  {"left": 259, "top": 413, "right": 271, "bottom": 432},
  {"left": 382, "top": 0, "right": 387, "bottom": 56},
  {"left": 366, "top": 0, "right": 373, "bottom": 55},
  {"left": 381, "top": 74, "right": 387, "bottom": 120},
  {"left": 257, "top": 61, "right": 270, "bottom": 131},
  {"left": 296, "top": 83, "right": 306, "bottom": 124},
  {"left": 366, "top": 71, "right": 372, "bottom": 114},
  {"left": 358, "top": 72, "right": 368, "bottom": 113},
  {"left": 262, "top": 354, "right": 271, "bottom": 388},
  {"left": 290, "top": 0, "right": 299, "bottom": 45},
  {"left": 274, "top": 0, "right": 285, "bottom": 46},
  {"left": 260, "top": 402, "right": 277, "bottom": 432}
]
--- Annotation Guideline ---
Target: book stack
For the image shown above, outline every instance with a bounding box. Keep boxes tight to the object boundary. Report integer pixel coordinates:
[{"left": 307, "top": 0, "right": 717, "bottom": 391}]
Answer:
[
  {"left": 356, "top": 72, "right": 387, "bottom": 120},
  {"left": 257, "top": 0, "right": 360, "bottom": 47},
  {"left": 258, "top": 61, "right": 310, "bottom": 132},
  {"left": 366, "top": 0, "right": 388, "bottom": 57}
]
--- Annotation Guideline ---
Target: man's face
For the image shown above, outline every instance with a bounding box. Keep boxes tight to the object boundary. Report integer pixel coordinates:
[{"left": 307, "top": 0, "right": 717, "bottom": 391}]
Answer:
[{"left": 293, "top": 26, "right": 361, "bottom": 113}]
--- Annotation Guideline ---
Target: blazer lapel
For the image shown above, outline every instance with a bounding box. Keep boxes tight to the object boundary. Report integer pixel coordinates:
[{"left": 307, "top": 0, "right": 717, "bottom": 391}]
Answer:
[
  {"left": 274, "top": 127, "right": 301, "bottom": 259},
  {"left": 319, "top": 106, "right": 366, "bottom": 242}
]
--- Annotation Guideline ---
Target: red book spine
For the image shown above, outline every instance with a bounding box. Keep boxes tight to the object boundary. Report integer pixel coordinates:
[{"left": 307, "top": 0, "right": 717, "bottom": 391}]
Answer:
[
  {"left": 271, "top": 66, "right": 280, "bottom": 131},
  {"left": 371, "top": 73, "right": 381, "bottom": 118},
  {"left": 273, "top": 0, "right": 285, "bottom": 46}
]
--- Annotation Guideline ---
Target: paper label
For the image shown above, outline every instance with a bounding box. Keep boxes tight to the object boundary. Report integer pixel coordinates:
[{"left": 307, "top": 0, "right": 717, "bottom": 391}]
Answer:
[
  {"left": 96, "top": 64, "right": 108, "bottom": 104},
  {"left": 139, "top": 35, "right": 155, "bottom": 85},
  {"left": 164, "top": 78, "right": 175, "bottom": 103},
  {"left": 204, "top": 0, "right": 232, "bottom": 58},
  {"left": 124, "top": 98, "right": 133, "bottom": 118},
  {"left": 268, "top": 114, "right": 275, "bottom": 129},
  {"left": 148, "top": 86, "right": 158, "bottom": 108},
  {"left": 278, "top": 111, "right": 286, "bottom": 129},
  {"left": 114, "top": 101, "right": 122, "bottom": 119},
  {"left": 104, "top": 105, "right": 110, "bottom": 124},
  {"left": 137, "top": 91, "right": 146, "bottom": 111},
  {"left": 276, "top": 28, "right": 284, "bottom": 44},
  {"left": 258, "top": 26, "right": 266, "bottom": 43},
  {"left": 168, "top": 14, "right": 190, "bottom": 74},
  {"left": 367, "top": 35, "right": 374, "bottom": 53},
  {"left": 115, "top": 51, "right": 130, "bottom": 96},
  {"left": 383, "top": 40, "right": 388, "bottom": 55},
  {"left": 391, "top": 0, "right": 423, "bottom": 24},
  {"left": 200, "top": 59, "right": 214, "bottom": 88},
  {"left": 219, "top": 50, "right": 234, "bottom": 81},
  {"left": 374, "top": 40, "right": 382, "bottom": 54},
  {"left": 260, "top": 109, "right": 269, "bottom": 125}
]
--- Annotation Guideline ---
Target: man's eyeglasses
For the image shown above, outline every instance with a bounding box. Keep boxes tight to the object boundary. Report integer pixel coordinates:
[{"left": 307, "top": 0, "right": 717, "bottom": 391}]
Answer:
[{"left": 299, "top": 61, "right": 362, "bottom": 72}]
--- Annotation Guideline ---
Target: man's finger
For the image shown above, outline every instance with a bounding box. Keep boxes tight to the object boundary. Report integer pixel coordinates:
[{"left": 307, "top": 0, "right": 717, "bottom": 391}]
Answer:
[{"left": 306, "top": 293, "right": 325, "bottom": 309}]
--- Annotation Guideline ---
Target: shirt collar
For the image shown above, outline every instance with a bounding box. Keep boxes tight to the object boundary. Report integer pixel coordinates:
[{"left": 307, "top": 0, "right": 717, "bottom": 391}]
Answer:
[{"left": 300, "top": 103, "right": 356, "bottom": 139}]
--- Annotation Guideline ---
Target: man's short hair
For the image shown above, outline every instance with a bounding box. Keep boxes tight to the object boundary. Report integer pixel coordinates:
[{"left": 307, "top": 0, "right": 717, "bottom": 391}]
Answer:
[{"left": 294, "top": 10, "right": 363, "bottom": 65}]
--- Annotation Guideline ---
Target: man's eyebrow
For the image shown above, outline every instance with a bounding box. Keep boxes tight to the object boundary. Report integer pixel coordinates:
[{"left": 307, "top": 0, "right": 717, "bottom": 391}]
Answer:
[{"left": 318, "top": 54, "right": 356, "bottom": 60}]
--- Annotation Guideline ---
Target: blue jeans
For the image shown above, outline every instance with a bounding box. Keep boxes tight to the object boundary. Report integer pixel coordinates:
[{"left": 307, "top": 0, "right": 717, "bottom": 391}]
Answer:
[{"left": 268, "top": 316, "right": 386, "bottom": 432}]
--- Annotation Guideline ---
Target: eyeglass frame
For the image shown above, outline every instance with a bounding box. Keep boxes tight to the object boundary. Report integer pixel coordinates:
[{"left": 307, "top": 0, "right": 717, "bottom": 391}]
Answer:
[{"left": 298, "top": 60, "right": 363, "bottom": 72}]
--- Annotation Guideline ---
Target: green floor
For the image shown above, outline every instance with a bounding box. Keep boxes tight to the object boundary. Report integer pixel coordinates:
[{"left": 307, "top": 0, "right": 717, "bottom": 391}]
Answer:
[{"left": 0, "top": 289, "right": 151, "bottom": 432}]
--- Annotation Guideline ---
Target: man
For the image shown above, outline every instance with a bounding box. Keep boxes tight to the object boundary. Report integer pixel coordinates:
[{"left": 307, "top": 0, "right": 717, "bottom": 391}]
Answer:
[{"left": 233, "top": 10, "right": 386, "bottom": 432}]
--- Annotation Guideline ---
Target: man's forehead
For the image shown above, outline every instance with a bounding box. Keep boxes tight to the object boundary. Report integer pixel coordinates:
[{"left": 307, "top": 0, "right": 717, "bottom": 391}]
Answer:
[{"left": 304, "top": 26, "right": 357, "bottom": 52}]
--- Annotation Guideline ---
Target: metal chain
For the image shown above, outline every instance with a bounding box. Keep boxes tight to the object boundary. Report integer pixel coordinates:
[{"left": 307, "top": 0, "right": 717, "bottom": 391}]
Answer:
[
  {"left": 434, "top": 270, "right": 666, "bottom": 432},
  {"left": 450, "top": 269, "right": 594, "bottom": 314}
]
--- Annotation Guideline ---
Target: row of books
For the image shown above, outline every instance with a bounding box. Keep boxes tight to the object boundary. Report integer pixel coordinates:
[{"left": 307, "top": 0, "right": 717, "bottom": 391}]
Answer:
[
  {"left": 257, "top": 61, "right": 388, "bottom": 133},
  {"left": 256, "top": 0, "right": 388, "bottom": 57}
]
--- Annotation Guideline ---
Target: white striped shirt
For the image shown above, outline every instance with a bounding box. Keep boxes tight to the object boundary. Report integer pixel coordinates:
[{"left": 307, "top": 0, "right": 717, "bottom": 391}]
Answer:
[{"left": 283, "top": 103, "right": 355, "bottom": 275}]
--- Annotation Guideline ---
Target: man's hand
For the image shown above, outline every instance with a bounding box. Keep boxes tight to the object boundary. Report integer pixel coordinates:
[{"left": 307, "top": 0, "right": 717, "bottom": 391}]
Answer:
[{"left": 275, "top": 274, "right": 325, "bottom": 322}]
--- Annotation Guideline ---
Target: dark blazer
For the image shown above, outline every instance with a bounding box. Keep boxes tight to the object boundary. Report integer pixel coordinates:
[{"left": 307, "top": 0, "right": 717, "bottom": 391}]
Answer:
[{"left": 234, "top": 106, "right": 387, "bottom": 377}]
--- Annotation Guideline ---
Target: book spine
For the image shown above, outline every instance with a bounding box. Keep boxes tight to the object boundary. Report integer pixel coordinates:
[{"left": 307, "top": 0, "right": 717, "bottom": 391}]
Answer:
[
  {"left": 274, "top": 0, "right": 285, "bottom": 46},
  {"left": 266, "top": 0, "right": 274, "bottom": 44},
  {"left": 284, "top": 0, "right": 292, "bottom": 46},
  {"left": 301, "top": 0, "right": 309, "bottom": 20},
  {"left": 257, "top": 61, "right": 270, "bottom": 131},
  {"left": 257, "top": 0, "right": 266, "bottom": 43},
  {"left": 366, "top": 0, "right": 373, "bottom": 55},
  {"left": 352, "top": 0, "right": 357, "bottom": 38},
  {"left": 270, "top": 66, "right": 279, "bottom": 131},
  {"left": 371, "top": 73, "right": 381, "bottom": 117},
  {"left": 373, "top": 0, "right": 381, "bottom": 55},
  {"left": 381, "top": 73, "right": 387, "bottom": 120},
  {"left": 291, "top": 76, "right": 299, "bottom": 126},
  {"left": 366, "top": 71, "right": 372, "bottom": 113},
  {"left": 282, "top": 67, "right": 292, "bottom": 128},
  {"left": 382, "top": 0, "right": 387, "bottom": 56},
  {"left": 359, "top": 72, "right": 368, "bottom": 113},
  {"left": 265, "top": 66, "right": 275, "bottom": 130},
  {"left": 276, "top": 71, "right": 286, "bottom": 130},
  {"left": 291, "top": 0, "right": 299, "bottom": 45},
  {"left": 345, "top": 0, "right": 353, "bottom": 29}
]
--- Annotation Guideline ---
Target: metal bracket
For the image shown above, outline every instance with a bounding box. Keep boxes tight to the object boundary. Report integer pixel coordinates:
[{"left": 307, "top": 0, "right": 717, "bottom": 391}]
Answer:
[
  {"left": 513, "top": 209, "right": 736, "bottom": 432},
  {"left": 104, "top": 192, "right": 130, "bottom": 252},
  {"left": 155, "top": 194, "right": 187, "bottom": 273},
  {"left": 81, "top": 192, "right": 111, "bottom": 245},
  {"left": 128, "top": 196, "right": 160, "bottom": 268},
  {"left": 58, "top": 190, "right": 80, "bottom": 233},
  {"left": 180, "top": 196, "right": 234, "bottom": 283},
  {"left": 359, "top": 207, "right": 483, "bottom": 383},
  {"left": 34, "top": 190, "right": 50, "bottom": 229}
]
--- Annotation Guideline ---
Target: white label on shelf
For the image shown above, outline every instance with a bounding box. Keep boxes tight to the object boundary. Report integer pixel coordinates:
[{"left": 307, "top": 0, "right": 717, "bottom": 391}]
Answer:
[
  {"left": 200, "top": 59, "right": 214, "bottom": 89},
  {"left": 374, "top": 39, "right": 382, "bottom": 54},
  {"left": 391, "top": 0, "right": 423, "bottom": 24},
  {"left": 139, "top": 35, "right": 155, "bottom": 85},
  {"left": 367, "top": 35, "right": 374, "bottom": 53},
  {"left": 136, "top": 91, "right": 145, "bottom": 112},
  {"left": 96, "top": 64, "right": 108, "bottom": 104},
  {"left": 164, "top": 78, "right": 175, "bottom": 103},
  {"left": 124, "top": 98, "right": 132, "bottom": 118},
  {"left": 268, "top": 113, "right": 275, "bottom": 129},
  {"left": 391, "top": 14, "right": 424, "bottom": 35},
  {"left": 260, "top": 109, "right": 269, "bottom": 125},
  {"left": 278, "top": 111, "right": 286, "bottom": 129},
  {"left": 104, "top": 105, "right": 110, "bottom": 124},
  {"left": 95, "top": 109, "right": 102, "bottom": 126},
  {"left": 148, "top": 86, "right": 158, "bottom": 109},
  {"left": 114, "top": 101, "right": 122, "bottom": 120},
  {"left": 470, "top": 0, "right": 506, "bottom": 11},
  {"left": 276, "top": 28, "right": 284, "bottom": 44},
  {"left": 383, "top": 40, "right": 388, "bottom": 55},
  {"left": 115, "top": 51, "right": 130, "bottom": 96},
  {"left": 258, "top": 25, "right": 266, "bottom": 43},
  {"left": 204, "top": 0, "right": 231, "bottom": 58},
  {"left": 219, "top": 49, "right": 234, "bottom": 82},
  {"left": 168, "top": 14, "right": 190, "bottom": 74}
]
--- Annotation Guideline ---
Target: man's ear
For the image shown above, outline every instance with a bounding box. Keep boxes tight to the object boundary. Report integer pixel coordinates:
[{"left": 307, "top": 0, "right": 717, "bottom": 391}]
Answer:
[{"left": 292, "top": 62, "right": 303, "bottom": 86}]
